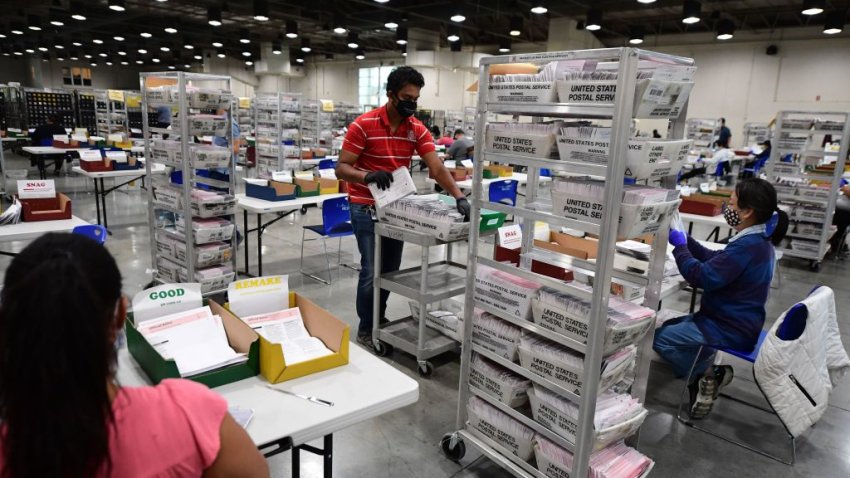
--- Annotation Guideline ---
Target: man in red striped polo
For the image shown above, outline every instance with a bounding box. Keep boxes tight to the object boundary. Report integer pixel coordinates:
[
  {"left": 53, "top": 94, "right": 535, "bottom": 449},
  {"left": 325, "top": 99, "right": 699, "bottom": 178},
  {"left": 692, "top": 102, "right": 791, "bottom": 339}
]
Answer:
[{"left": 336, "top": 66, "right": 469, "bottom": 350}]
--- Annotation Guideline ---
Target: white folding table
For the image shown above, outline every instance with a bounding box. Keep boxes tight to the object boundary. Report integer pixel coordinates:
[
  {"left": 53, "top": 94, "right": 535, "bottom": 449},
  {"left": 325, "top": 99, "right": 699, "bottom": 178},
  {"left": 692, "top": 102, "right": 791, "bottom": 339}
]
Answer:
[
  {"left": 115, "top": 345, "right": 419, "bottom": 478},
  {"left": 71, "top": 163, "right": 167, "bottom": 232},
  {"left": 679, "top": 211, "right": 733, "bottom": 242},
  {"left": 0, "top": 215, "right": 90, "bottom": 256},
  {"left": 22, "top": 145, "right": 93, "bottom": 179},
  {"left": 235, "top": 193, "right": 347, "bottom": 276}
]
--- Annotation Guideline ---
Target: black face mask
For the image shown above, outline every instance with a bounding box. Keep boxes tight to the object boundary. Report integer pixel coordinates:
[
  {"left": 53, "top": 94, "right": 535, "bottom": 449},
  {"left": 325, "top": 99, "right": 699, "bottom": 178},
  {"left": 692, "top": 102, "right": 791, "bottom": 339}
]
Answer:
[{"left": 393, "top": 95, "right": 417, "bottom": 118}]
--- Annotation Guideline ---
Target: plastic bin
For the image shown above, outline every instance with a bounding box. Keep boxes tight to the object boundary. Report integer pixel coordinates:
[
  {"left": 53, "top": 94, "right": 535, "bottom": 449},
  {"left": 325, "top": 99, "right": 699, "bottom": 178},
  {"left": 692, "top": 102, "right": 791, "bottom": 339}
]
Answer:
[
  {"left": 469, "top": 352, "right": 532, "bottom": 408},
  {"left": 551, "top": 190, "right": 680, "bottom": 239},
  {"left": 245, "top": 180, "right": 298, "bottom": 201},
  {"left": 466, "top": 397, "right": 535, "bottom": 461}
]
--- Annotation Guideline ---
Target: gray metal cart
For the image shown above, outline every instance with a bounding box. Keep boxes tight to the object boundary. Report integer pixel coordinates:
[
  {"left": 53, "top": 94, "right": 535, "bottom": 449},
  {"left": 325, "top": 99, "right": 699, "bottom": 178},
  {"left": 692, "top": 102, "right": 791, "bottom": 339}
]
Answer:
[{"left": 371, "top": 222, "right": 466, "bottom": 377}]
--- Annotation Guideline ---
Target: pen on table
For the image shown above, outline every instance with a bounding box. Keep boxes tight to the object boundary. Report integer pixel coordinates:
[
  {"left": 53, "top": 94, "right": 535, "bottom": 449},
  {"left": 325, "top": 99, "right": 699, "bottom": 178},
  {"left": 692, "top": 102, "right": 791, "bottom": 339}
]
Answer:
[{"left": 149, "top": 339, "right": 169, "bottom": 347}]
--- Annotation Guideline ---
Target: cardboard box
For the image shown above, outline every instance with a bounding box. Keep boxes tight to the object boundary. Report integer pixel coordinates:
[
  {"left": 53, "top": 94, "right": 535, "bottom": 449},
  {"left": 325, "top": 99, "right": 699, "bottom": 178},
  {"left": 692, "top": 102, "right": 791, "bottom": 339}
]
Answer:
[
  {"left": 245, "top": 180, "right": 298, "bottom": 201},
  {"left": 20, "top": 194, "right": 72, "bottom": 222},
  {"left": 318, "top": 178, "right": 340, "bottom": 195},
  {"left": 493, "top": 244, "right": 521, "bottom": 265},
  {"left": 294, "top": 177, "right": 320, "bottom": 197},
  {"left": 679, "top": 194, "right": 725, "bottom": 216},
  {"left": 249, "top": 292, "right": 350, "bottom": 384},
  {"left": 126, "top": 299, "right": 260, "bottom": 388},
  {"left": 534, "top": 231, "right": 598, "bottom": 260}
]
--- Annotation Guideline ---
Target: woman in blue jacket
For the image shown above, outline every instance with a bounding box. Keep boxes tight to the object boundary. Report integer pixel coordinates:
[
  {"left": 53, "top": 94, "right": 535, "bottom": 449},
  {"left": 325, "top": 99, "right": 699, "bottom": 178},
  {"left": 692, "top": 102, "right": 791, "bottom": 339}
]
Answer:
[{"left": 654, "top": 178, "right": 787, "bottom": 418}]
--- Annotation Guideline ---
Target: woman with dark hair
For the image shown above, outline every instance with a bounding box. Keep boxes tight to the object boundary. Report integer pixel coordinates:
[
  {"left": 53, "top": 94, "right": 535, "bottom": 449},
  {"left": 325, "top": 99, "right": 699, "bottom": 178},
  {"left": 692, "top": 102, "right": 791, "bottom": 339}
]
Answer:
[
  {"left": 654, "top": 178, "right": 788, "bottom": 419},
  {"left": 0, "top": 233, "right": 268, "bottom": 478}
]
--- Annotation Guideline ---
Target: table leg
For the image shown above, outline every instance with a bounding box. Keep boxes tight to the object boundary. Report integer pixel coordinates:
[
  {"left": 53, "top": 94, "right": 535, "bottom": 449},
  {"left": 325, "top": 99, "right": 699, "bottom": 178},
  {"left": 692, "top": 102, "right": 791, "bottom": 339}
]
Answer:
[
  {"left": 100, "top": 178, "right": 110, "bottom": 232},
  {"left": 687, "top": 221, "right": 694, "bottom": 236},
  {"left": 323, "top": 435, "right": 332, "bottom": 478},
  {"left": 291, "top": 446, "right": 300, "bottom": 477},
  {"left": 243, "top": 210, "right": 250, "bottom": 276},
  {"left": 257, "top": 213, "right": 263, "bottom": 276},
  {"left": 94, "top": 178, "right": 102, "bottom": 226}
]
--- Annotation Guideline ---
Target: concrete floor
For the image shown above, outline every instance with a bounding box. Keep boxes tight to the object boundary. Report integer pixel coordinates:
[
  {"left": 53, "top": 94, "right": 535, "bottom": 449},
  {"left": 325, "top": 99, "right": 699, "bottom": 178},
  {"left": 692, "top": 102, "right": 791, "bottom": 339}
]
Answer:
[{"left": 1, "top": 150, "right": 849, "bottom": 478}]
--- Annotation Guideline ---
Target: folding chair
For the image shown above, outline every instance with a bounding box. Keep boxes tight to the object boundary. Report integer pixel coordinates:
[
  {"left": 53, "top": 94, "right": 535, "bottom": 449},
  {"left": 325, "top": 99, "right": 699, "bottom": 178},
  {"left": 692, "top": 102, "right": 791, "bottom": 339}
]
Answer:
[
  {"left": 299, "top": 196, "right": 354, "bottom": 285},
  {"left": 675, "top": 303, "right": 810, "bottom": 465},
  {"left": 318, "top": 159, "right": 336, "bottom": 170},
  {"left": 73, "top": 224, "right": 108, "bottom": 245}
]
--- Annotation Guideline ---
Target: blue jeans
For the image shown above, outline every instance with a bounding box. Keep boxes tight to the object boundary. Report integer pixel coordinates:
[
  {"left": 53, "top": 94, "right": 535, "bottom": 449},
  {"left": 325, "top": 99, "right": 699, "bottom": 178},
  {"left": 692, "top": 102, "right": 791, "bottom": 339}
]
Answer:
[
  {"left": 350, "top": 204, "right": 404, "bottom": 337},
  {"left": 653, "top": 315, "right": 719, "bottom": 379}
]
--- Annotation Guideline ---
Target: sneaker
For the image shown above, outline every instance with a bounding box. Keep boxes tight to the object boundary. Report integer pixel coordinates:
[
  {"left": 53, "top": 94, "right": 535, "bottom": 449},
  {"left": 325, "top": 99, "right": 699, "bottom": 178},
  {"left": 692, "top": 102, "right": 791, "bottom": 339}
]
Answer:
[
  {"left": 356, "top": 334, "right": 375, "bottom": 350},
  {"left": 713, "top": 365, "right": 734, "bottom": 394},
  {"left": 689, "top": 375, "right": 718, "bottom": 419}
]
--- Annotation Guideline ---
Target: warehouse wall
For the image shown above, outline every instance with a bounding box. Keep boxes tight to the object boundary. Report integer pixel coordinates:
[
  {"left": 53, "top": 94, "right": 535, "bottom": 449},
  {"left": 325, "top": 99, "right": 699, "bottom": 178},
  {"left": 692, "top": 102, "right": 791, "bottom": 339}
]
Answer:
[
  {"left": 0, "top": 57, "right": 141, "bottom": 90},
  {"left": 652, "top": 36, "right": 850, "bottom": 147}
]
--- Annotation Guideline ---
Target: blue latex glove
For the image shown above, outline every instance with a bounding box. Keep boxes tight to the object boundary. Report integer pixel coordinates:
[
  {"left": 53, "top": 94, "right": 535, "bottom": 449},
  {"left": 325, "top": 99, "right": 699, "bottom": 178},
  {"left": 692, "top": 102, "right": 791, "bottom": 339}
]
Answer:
[{"left": 669, "top": 229, "right": 688, "bottom": 247}]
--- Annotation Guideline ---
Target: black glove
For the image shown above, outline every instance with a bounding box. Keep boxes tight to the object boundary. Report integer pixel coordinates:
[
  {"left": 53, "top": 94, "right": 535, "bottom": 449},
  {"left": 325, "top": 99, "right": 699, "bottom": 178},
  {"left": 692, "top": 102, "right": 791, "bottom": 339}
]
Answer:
[
  {"left": 364, "top": 170, "right": 393, "bottom": 191},
  {"left": 456, "top": 197, "right": 471, "bottom": 221}
]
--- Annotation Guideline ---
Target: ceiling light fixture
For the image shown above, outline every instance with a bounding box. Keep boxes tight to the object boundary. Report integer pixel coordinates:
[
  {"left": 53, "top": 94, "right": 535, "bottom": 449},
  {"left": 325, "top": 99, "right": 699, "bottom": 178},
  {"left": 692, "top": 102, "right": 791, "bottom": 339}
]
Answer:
[
  {"left": 136, "top": 59, "right": 143, "bottom": 64},
  {"left": 823, "top": 10, "right": 845, "bottom": 34},
  {"left": 71, "top": 2, "right": 86, "bottom": 21},
  {"left": 138, "top": 47, "right": 148, "bottom": 54},
  {"left": 164, "top": 21, "right": 178, "bottom": 34},
  {"left": 629, "top": 25, "right": 645, "bottom": 44},
  {"left": 70, "top": 52, "right": 79, "bottom": 60},
  {"left": 498, "top": 39, "right": 511, "bottom": 53},
  {"left": 245, "top": 60, "right": 253, "bottom": 66},
  {"left": 385, "top": 13, "right": 399, "bottom": 30},
  {"left": 167, "top": 64, "right": 175, "bottom": 69},
  {"left": 253, "top": 0, "right": 269, "bottom": 21},
  {"left": 396, "top": 26, "right": 408, "bottom": 45},
  {"left": 50, "top": 9, "right": 65, "bottom": 26},
  {"left": 28, "top": 15, "right": 42, "bottom": 31},
  {"left": 193, "top": 54, "right": 202, "bottom": 60},
  {"left": 92, "top": 37, "right": 104, "bottom": 45},
  {"left": 72, "top": 41, "right": 82, "bottom": 46},
  {"left": 802, "top": 0, "right": 825, "bottom": 16},
  {"left": 114, "top": 35, "right": 124, "bottom": 41},
  {"left": 55, "top": 42, "right": 65, "bottom": 49},
  {"left": 160, "top": 45, "right": 170, "bottom": 52},
  {"left": 99, "top": 52, "right": 107, "bottom": 57},
  {"left": 272, "top": 40, "right": 282, "bottom": 54},
  {"left": 152, "top": 58, "right": 160, "bottom": 63},
  {"left": 510, "top": 16, "right": 522, "bottom": 36},
  {"left": 401, "top": 45, "right": 407, "bottom": 57},
  {"left": 286, "top": 20, "right": 298, "bottom": 39},
  {"left": 242, "top": 51, "right": 251, "bottom": 57},
  {"left": 716, "top": 18, "right": 735, "bottom": 40},
  {"left": 38, "top": 44, "right": 49, "bottom": 52},
  {"left": 355, "top": 49, "right": 365, "bottom": 60},
  {"left": 121, "top": 60, "right": 128, "bottom": 65},
  {"left": 347, "top": 32, "right": 359, "bottom": 49},
  {"left": 301, "top": 38, "right": 311, "bottom": 52},
  {"left": 374, "top": 0, "right": 390, "bottom": 3},
  {"left": 333, "top": 14, "right": 347, "bottom": 34},
  {"left": 90, "top": 62, "right": 97, "bottom": 67},
  {"left": 447, "top": 24, "right": 460, "bottom": 42},
  {"left": 682, "top": 0, "right": 701, "bottom": 24},
  {"left": 239, "top": 29, "right": 250, "bottom": 44},
  {"left": 84, "top": 53, "right": 92, "bottom": 59},
  {"left": 530, "top": 1, "right": 548, "bottom": 15},
  {"left": 184, "top": 37, "right": 194, "bottom": 49},
  {"left": 118, "top": 50, "right": 126, "bottom": 55},
  {"left": 25, "top": 45, "right": 35, "bottom": 54},
  {"left": 10, "top": 23, "right": 24, "bottom": 35},
  {"left": 212, "top": 41, "right": 223, "bottom": 48},
  {"left": 140, "top": 31, "right": 152, "bottom": 38},
  {"left": 450, "top": 5, "right": 466, "bottom": 23},
  {"left": 216, "top": 49, "right": 226, "bottom": 58},
  {"left": 108, "top": 0, "right": 125, "bottom": 12},
  {"left": 208, "top": 5, "right": 222, "bottom": 26},
  {"left": 586, "top": 9, "right": 602, "bottom": 31},
  {"left": 637, "top": 0, "right": 656, "bottom": 3}
]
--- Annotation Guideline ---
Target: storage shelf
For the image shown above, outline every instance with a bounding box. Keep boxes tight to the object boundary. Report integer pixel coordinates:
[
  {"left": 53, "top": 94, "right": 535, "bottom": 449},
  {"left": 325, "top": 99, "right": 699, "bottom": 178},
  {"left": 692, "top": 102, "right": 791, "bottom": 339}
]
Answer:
[
  {"left": 458, "top": 429, "right": 547, "bottom": 478},
  {"left": 472, "top": 345, "right": 582, "bottom": 406},
  {"left": 775, "top": 246, "right": 822, "bottom": 260},
  {"left": 483, "top": 151, "right": 607, "bottom": 177},
  {"left": 481, "top": 200, "right": 601, "bottom": 236},
  {"left": 376, "top": 222, "right": 467, "bottom": 246},
  {"left": 777, "top": 193, "right": 829, "bottom": 205},
  {"left": 474, "top": 299, "right": 587, "bottom": 355},
  {"left": 376, "top": 316, "right": 458, "bottom": 357},
  {"left": 486, "top": 102, "right": 614, "bottom": 119},
  {"left": 379, "top": 261, "right": 467, "bottom": 303},
  {"left": 476, "top": 256, "right": 594, "bottom": 301},
  {"left": 469, "top": 385, "right": 577, "bottom": 453},
  {"left": 523, "top": 247, "right": 650, "bottom": 289},
  {"left": 778, "top": 128, "right": 845, "bottom": 136}
]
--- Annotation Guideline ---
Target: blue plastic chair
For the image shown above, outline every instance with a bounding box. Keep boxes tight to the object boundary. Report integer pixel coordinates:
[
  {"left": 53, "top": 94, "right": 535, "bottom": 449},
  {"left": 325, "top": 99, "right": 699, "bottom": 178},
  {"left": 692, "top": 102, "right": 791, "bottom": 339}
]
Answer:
[
  {"left": 742, "top": 155, "right": 769, "bottom": 177},
  {"left": 73, "top": 224, "right": 107, "bottom": 244},
  {"left": 488, "top": 179, "right": 518, "bottom": 206},
  {"left": 299, "top": 196, "right": 354, "bottom": 284},
  {"left": 318, "top": 159, "right": 336, "bottom": 170},
  {"left": 676, "top": 293, "right": 815, "bottom": 464}
]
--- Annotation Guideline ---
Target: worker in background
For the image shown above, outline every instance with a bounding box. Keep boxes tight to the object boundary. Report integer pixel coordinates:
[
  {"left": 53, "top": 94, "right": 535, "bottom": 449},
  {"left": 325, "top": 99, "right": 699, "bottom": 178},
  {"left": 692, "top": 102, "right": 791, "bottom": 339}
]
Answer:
[
  {"left": 715, "top": 117, "right": 731, "bottom": 148},
  {"left": 742, "top": 140, "right": 771, "bottom": 178},
  {"left": 0, "top": 233, "right": 269, "bottom": 478},
  {"left": 831, "top": 181, "right": 850, "bottom": 256},
  {"left": 30, "top": 113, "right": 69, "bottom": 176},
  {"left": 654, "top": 178, "right": 788, "bottom": 419},
  {"left": 446, "top": 129, "right": 474, "bottom": 161},
  {"left": 436, "top": 129, "right": 455, "bottom": 147},
  {"left": 336, "top": 66, "right": 469, "bottom": 350}
]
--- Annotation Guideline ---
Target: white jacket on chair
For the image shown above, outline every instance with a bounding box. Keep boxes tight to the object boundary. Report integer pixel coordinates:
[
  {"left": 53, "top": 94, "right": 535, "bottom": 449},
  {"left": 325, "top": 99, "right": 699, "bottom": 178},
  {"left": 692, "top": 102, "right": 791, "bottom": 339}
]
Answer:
[{"left": 754, "top": 286, "right": 850, "bottom": 437}]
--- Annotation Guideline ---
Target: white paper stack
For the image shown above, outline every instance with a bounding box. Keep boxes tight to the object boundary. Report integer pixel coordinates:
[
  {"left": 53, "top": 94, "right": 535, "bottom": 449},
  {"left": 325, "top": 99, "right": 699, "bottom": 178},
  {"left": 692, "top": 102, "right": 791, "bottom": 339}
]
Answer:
[
  {"left": 469, "top": 353, "right": 532, "bottom": 408},
  {"left": 472, "top": 309, "right": 523, "bottom": 361},
  {"left": 240, "top": 307, "right": 333, "bottom": 365},
  {"left": 518, "top": 334, "right": 636, "bottom": 395},
  {"left": 534, "top": 437, "right": 654, "bottom": 478},
  {"left": 0, "top": 199, "right": 22, "bottom": 225},
  {"left": 474, "top": 264, "right": 541, "bottom": 320},
  {"left": 376, "top": 194, "right": 469, "bottom": 240},
  {"left": 409, "top": 300, "right": 463, "bottom": 342},
  {"left": 532, "top": 283, "right": 655, "bottom": 354},
  {"left": 369, "top": 167, "right": 417, "bottom": 208},
  {"left": 528, "top": 385, "right": 647, "bottom": 449},
  {"left": 467, "top": 396, "right": 536, "bottom": 461},
  {"left": 137, "top": 305, "right": 247, "bottom": 377},
  {"left": 488, "top": 62, "right": 559, "bottom": 104}
]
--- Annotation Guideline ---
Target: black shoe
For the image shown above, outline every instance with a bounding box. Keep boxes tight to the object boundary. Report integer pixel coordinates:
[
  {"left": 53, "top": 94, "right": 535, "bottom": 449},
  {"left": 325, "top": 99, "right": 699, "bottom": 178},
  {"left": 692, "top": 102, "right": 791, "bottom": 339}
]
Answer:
[
  {"left": 713, "top": 365, "right": 734, "bottom": 394},
  {"left": 356, "top": 334, "right": 374, "bottom": 350},
  {"left": 689, "top": 375, "right": 718, "bottom": 419},
  {"left": 379, "top": 317, "right": 390, "bottom": 326}
]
